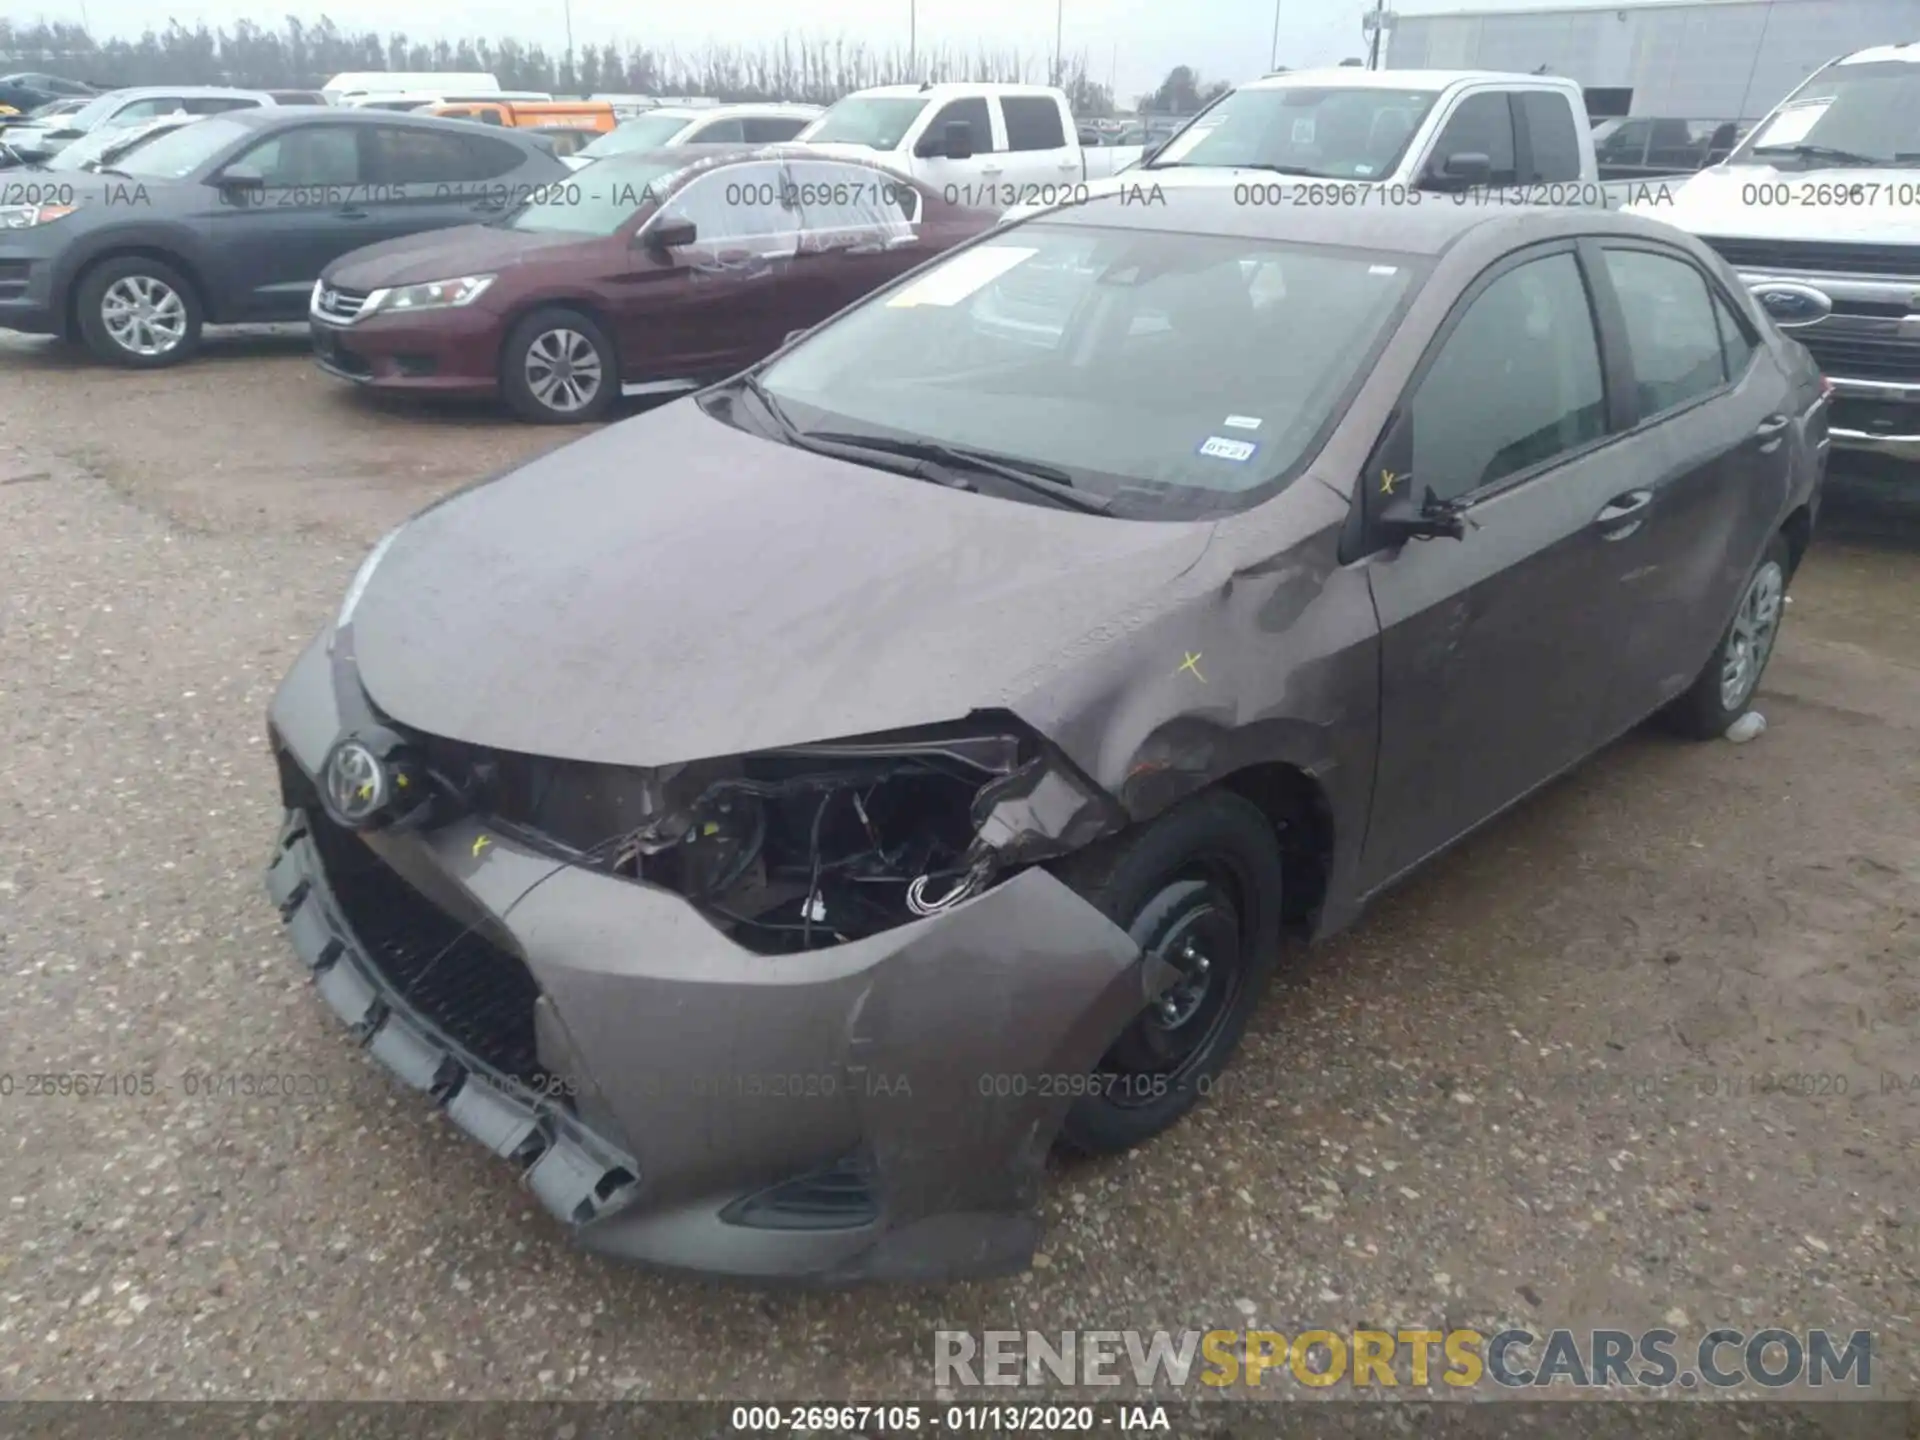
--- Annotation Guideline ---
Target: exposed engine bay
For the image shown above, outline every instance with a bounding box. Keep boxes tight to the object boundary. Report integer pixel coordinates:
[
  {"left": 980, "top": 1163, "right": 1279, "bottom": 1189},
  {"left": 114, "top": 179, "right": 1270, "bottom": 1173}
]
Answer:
[{"left": 416, "top": 720, "right": 1121, "bottom": 954}]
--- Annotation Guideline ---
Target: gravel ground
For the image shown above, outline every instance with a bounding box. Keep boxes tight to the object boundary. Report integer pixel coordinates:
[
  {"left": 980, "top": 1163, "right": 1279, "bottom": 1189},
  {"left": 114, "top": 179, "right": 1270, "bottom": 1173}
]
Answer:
[{"left": 0, "top": 330, "right": 1916, "bottom": 1405}]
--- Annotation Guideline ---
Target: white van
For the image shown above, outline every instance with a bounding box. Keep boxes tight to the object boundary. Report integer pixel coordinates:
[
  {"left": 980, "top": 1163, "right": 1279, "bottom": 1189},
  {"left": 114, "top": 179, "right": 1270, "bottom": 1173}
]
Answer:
[{"left": 322, "top": 72, "right": 501, "bottom": 103}]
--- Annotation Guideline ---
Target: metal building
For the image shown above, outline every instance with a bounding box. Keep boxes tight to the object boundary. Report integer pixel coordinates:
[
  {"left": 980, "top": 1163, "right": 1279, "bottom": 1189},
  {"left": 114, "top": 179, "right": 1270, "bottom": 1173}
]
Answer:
[{"left": 1385, "top": 0, "right": 1915, "bottom": 119}]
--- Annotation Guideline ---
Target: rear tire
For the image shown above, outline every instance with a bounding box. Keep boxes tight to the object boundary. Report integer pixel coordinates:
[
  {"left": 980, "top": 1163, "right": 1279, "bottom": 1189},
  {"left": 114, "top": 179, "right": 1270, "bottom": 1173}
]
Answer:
[
  {"left": 1664, "top": 533, "right": 1791, "bottom": 739},
  {"left": 75, "top": 256, "right": 202, "bottom": 368},
  {"left": 500, "top": 306, "right": 616, "bottom": 424},
  {"left": 1052, "top": 789, "right": 1285, "bottom": 1156}
]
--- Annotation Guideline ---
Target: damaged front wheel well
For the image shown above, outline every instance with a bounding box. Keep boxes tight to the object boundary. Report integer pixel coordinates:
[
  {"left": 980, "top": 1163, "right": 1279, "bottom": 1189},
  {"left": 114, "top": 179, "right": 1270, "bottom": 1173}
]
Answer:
[{"left": 1218, "top": 762, "right": 1331, "bottom": 931}]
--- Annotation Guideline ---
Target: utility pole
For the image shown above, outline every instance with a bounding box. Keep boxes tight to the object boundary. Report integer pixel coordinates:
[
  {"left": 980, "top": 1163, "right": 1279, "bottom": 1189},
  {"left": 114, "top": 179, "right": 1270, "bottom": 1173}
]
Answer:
[
  {"left": 909, "top": 0, "right": 917, "bottom": 75},
  {"left": 1054, "top": 0, "right": 1063, "bottom": 87},
  {"left": 564, "top": 0, "right": 574, "bottom": 89},
  {"left": 1270, "top": 0, "right": 1281, "bottom": 71}
]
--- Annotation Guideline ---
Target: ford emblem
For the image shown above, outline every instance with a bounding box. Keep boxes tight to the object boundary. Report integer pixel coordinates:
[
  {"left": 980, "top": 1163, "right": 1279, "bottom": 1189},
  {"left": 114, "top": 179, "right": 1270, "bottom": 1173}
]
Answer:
[{"left": 1749, "top": 281, "right": 1832, "bottom": 329}]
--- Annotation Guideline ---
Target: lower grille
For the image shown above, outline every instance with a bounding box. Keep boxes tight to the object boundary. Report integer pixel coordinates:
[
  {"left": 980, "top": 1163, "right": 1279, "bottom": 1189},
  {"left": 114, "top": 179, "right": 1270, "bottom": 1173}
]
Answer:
[
  {"left": 1798, "top": 331, "right": 1920, "bottom": 384},
  {"left": 306, "top": 812, "right": 547, "bottom": 1085}
]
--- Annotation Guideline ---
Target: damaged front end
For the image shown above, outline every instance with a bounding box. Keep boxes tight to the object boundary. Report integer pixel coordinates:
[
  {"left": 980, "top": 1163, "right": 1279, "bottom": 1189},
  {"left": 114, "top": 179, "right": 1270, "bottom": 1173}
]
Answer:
[
  {"left": 414, "top": 715, "right": 1126, "bottom": 955},
  {"left": 269, "top": 640, "right": 1152, "bottom": 1281}
]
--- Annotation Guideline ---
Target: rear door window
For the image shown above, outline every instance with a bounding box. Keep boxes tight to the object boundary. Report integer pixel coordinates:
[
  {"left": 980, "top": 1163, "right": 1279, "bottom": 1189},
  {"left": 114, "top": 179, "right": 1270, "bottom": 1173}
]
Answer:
[
  {"left": 1601, "top": 247, "right": 1728, "bottom": 418},
  {"left": 1517, "top": 92, "right": 1581, "bottom": 181},
  {"left": 787, "top": 159, "right": 918, "bottom": 246},
  {"left": 681, "top": 116, "right": 745, "bottom": 144},
  {"left": 1002, "top": 95, "right": 1067, "bottom": 151}
]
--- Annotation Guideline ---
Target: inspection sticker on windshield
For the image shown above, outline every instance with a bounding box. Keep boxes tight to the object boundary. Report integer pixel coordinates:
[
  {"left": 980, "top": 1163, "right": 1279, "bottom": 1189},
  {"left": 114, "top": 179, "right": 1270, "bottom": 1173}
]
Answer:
[
  {"left": 1223, "top": 415, "right": 1262, "bottom": 430},
  {"left": 1751, "top": 101, "right": 1830, "bottom": 150},
  {"left": 1198, "top": 436, "right": 1259, "bottom": 463},
  {"left": 887, "top": 246, "right": 1037, "bottom": 307}
]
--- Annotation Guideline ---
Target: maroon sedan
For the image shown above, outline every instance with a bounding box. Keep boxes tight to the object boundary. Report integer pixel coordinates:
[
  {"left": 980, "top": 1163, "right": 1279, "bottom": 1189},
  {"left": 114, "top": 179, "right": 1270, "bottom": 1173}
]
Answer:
[{"left": 308, "top": 146, "right": 992, "bottom": 422}]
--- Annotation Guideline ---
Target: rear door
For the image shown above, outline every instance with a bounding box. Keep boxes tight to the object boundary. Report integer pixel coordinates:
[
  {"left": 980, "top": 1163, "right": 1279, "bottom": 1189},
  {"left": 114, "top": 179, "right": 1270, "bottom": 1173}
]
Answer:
[
  {"left": 1583, "top": 239, "right": 1794, "bottom": 727},
  {"left": 625, "top": 159, "right": 801, "bottom": 377},
  {"left": 203, "top": 121, "right": 371, "bottom": 318},
  {"left": 357, "top": 123, "right": 535, "bottom": 239},
  {"left": 997, "top": 94, "right": 1082, "bottom": 192},
  {"left": 784, "top": 158, "right": 924, "bottom": 319},
  {"left": 1359, "top": 244, "right": 1640, "bottom": 891}
]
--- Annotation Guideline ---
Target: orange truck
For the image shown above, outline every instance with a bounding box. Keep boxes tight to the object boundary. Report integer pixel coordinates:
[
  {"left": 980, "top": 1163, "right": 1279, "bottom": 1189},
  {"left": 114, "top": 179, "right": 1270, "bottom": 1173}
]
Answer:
[{"left": 428, "top": 99, "right": 616, "bottom": 133}]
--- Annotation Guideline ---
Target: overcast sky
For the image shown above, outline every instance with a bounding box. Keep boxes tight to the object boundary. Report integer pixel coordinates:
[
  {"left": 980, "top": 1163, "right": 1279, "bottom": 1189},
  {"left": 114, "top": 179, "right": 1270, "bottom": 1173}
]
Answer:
[
  {"left": 40, "top": 0, "right": 1457, "bottom": 102},
  {"left": 45, "top": 0, "right": 1707, "bottom": 101}
]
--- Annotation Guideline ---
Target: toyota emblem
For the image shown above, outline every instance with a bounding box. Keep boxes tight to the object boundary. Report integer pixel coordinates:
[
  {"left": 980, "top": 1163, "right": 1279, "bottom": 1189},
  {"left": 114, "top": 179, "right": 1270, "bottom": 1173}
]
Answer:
[{"left": 323, "top": 739, "right": 388, "bottom": 827}]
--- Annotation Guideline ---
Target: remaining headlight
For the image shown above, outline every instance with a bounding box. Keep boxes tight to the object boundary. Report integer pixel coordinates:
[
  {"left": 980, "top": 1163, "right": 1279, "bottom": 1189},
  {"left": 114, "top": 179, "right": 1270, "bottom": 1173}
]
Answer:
[
  {"left": 0, "top": 202, "right": 80, "bottom": 229},
  {"left": 365, "top": 274, "right": 496, "bottom": 315}
]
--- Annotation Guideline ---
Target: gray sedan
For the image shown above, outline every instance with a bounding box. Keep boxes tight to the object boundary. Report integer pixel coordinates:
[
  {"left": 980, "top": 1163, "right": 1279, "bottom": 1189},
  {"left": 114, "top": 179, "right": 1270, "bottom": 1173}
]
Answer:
[{"left": 264, "top": 194, "right": 1828, "bottom": 1283}]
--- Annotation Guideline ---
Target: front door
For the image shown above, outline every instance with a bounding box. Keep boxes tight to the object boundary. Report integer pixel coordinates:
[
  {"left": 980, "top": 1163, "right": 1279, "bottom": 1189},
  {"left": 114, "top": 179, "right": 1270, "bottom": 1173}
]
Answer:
[
  {"left": 202, "top": 123, "right": 372, "bottom": 319},
  {"left": 622, "top": 161, "right": 800, "bottom": 380},
  {"left": 1359, "top": 244, "right": 1643, "bottom": 891}
]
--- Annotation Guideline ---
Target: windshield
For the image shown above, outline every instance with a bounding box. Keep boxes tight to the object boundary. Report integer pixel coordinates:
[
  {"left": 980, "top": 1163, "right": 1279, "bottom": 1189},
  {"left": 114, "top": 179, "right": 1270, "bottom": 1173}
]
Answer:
[
  {"left": 59, "top": 92, "right": 130, "bottom": 131},
  {"left": 757, "top": 222, "right": 1420, "bottom": 518},
  {"left": 1146, "top": 86, "right": 1440, "bottom": 180},
  {"left": 112, "top": 115, "right": 252, "bottom": 177},
  {"left": 799, "top": 96, "right": 930, "bottom": 150},
  {"left": 504, "top": 158, "right": 680, "bottom": 233},
  {"left": 576, "top": 114, "right": 695, "bottom": 160},
  {"left": 45, "top": 120, "right": 180, "bottom": 170},
  {"left": 1731, "top": 60, "right": 1920, "bottom": 166}
]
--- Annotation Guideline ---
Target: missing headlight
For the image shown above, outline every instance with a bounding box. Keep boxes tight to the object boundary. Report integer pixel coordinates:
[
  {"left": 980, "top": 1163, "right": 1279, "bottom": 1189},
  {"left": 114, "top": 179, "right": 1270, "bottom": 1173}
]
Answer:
[
  {"left": 631, "top": 748, "right": 1007, "bottom": 953},
  {"left": 426, "top": 719, "right": 1120, "bottom": 954}
]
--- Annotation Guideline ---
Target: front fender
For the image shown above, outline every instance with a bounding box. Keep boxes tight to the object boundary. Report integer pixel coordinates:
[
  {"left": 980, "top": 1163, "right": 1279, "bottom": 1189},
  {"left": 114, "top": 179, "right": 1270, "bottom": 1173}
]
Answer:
[{"left": 51, "top": 217, "right": 212, "bottom": 325}]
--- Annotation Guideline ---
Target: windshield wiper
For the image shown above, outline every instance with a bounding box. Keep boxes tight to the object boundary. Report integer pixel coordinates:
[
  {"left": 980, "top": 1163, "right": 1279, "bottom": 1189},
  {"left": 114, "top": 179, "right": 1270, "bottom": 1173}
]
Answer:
[
  {"left": 732, "top": 376, "right": 973, "bottom": 488},
  {"left": 805, "top": 430, "right": 1111, "bottom": 514},
  {"left": 1749, "top": 143, "right": 1885, "bottom": 167}
]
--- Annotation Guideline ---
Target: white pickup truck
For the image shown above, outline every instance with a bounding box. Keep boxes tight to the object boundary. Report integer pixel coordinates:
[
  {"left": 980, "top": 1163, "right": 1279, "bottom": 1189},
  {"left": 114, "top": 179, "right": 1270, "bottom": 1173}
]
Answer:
[
  {"left": 794, "top": 82, "right": 1143, "bottom": 212},
  {"left": 1632, "top": 43, "right": 1920, "bottom": 474},
  {"left": 1004, "top": 69, "right": 1665, "bottom": 219}
]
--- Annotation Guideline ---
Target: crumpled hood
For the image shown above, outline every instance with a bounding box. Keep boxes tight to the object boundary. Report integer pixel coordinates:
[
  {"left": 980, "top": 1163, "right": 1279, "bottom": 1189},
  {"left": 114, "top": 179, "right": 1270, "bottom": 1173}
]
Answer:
[
  {"left": 323, "top": 224, "right": 604, "bottom": 289},
  {"left": 349, "top": 399, "right": 1214, "bottom": 767},
  {"left": 1633, "top": 164, "right": 1920, "bottom": 246}
]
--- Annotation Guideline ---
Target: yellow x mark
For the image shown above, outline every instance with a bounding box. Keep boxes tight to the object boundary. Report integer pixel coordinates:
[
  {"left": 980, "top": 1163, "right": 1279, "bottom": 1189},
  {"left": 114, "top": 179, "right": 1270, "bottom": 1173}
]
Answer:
[{"left": 1178, "top": 651, "right": 1206, "bottom": 684}]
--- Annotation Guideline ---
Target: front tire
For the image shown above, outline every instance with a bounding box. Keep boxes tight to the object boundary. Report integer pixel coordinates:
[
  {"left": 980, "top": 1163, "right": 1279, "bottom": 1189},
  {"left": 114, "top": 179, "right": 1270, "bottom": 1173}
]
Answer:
[
  {"left": 501, "top": 307, "right": 616, "bottom": 424},
  {"left": 1665, "top": 533, "right": 1791, "bottom": 739},
  {"left": 1053, "top": 789, "right": 1285, "bottom": 1156},
  {"left": 76, "top": 256, "right": 202, "bottom": 367}
]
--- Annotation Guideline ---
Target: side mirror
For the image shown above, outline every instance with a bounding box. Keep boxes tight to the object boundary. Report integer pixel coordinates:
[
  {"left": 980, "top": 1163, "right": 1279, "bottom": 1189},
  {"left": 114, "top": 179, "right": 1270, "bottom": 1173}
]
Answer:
[
  {"left": 1360, "top": 417, "right": 1472, "bottom": 547},
  {"left": 644, "top": 216, "right": 697, "bottom": 252},
  {"left": 217, "top": 163, "right": 265, "bottom": 194},
  {"left": 1423, "top": 150, "right": 1491, "bottom": 190}
]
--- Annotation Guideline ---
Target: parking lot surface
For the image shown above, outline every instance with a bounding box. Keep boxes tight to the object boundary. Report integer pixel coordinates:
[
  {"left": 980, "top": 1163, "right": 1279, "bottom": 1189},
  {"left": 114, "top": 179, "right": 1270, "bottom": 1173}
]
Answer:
[{"left": 1, "top": 329, "right": 1916, "bottom": 1399}]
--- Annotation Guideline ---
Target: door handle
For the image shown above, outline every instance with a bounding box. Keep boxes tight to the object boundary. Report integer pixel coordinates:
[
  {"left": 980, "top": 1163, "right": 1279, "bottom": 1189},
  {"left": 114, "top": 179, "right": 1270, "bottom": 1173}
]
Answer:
[
  {"left": 1594, "top": 488, "right": 1653, "bottom": 536},
  {"left": 1754, "top": 413, "right": 1789, "bottom": 452},
  {"left": 980, "top": 165, "right": 1004, "bottom": 177},
  {"left": 336, "top": 207, "right": 370, "bottom": 220}
]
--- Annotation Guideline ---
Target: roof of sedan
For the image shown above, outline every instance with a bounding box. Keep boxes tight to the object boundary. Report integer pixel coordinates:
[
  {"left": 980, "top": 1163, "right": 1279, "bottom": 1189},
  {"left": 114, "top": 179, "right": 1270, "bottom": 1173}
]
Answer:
[{"left": 1017, "top": 186, "right": 1691, "bottom": 256}]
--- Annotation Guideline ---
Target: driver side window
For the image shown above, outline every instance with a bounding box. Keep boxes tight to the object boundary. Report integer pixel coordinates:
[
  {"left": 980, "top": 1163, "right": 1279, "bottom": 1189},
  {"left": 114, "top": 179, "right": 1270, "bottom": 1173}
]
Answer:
[
  {"left": 1408, "top": 251, "right": 1607, "bottom": 503},
  {"left": 1427, "top": 93, "right": 1517, "bottom": 187},
  {"left": 658, "top": 162, "right": 800, "bottom": 254},
  {"left": 232, "top": 126, "right": 361, "bottom": 186}
]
